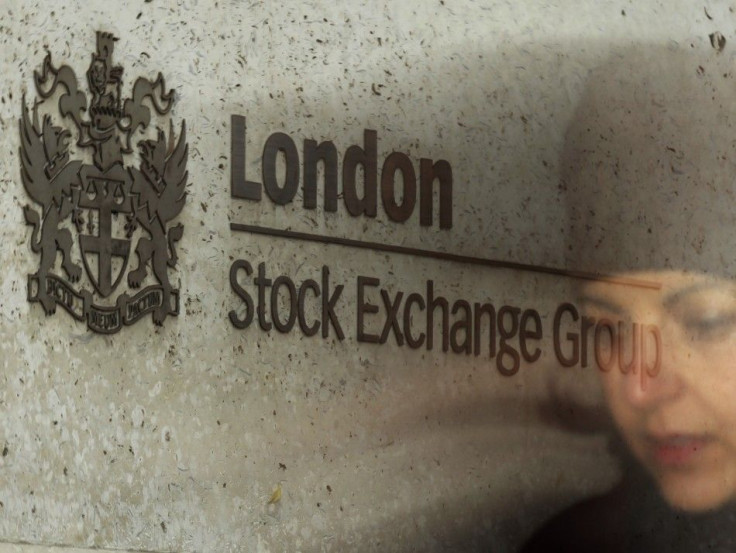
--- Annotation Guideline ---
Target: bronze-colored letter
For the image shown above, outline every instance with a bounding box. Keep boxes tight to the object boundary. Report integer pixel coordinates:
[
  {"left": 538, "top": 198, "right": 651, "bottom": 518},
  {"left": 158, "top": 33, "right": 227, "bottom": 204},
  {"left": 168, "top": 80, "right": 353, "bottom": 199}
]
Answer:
[
  {"left": 230, "top": 115, "right": 261, "bottom": 200},
  {"left": 343, "top": 130, "right": 378, "bottom": 217},
  {"left": 419, "top": 158, "right": 452, "bottom": 229}
]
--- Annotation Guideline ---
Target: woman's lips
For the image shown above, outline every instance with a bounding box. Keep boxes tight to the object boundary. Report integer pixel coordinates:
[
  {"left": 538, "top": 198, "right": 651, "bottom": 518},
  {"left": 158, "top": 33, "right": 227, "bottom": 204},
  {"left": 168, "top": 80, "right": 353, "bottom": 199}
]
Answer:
[{"left": 647, "top": 434, "right": 714, "bottom": 467}]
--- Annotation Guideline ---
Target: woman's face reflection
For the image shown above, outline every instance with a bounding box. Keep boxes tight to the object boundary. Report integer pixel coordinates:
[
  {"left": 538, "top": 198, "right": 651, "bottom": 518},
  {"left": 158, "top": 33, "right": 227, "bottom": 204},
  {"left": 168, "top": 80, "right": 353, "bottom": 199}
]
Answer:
[{"left": 582, "top": 271, "right": 736, "bottom": 512}]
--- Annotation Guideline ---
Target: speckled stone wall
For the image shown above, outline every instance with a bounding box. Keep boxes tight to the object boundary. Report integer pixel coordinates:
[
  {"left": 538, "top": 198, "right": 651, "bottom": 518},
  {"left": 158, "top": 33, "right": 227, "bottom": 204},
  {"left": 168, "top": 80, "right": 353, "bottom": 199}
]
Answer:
[{"left": 0, "top": 1, "right": 727, "bottom": 552}]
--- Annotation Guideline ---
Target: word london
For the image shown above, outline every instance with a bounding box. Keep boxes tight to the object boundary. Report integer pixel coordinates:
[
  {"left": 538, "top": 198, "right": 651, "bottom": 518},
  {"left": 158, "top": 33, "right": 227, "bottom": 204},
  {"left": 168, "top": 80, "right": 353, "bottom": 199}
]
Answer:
[{"left": 231, "top": 115, "right": 453, "bottom": 228}]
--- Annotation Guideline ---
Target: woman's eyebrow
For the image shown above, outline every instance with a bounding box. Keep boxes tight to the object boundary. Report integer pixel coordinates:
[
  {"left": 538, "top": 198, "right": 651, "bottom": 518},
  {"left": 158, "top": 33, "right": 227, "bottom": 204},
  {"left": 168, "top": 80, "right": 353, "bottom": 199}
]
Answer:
[
  {"left": 578, "top": 294, "right": 625, "bottom": 315},
  {"left": 662, "top": 281, "right": 726, "bottom": 310}
]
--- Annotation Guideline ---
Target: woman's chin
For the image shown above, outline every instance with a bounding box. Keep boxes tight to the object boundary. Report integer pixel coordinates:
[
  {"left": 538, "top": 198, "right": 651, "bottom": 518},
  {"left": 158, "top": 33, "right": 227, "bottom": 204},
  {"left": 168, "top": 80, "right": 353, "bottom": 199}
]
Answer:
[{"left": 655, "top": 470, "right": 735, "bottom": 513}]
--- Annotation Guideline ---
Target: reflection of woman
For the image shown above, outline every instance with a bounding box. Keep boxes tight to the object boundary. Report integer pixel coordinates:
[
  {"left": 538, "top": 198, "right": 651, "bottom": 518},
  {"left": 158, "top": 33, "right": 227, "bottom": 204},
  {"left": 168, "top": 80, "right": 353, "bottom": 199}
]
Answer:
[{"left": 523, "top": 47, "right": 736, "bottom": 551}]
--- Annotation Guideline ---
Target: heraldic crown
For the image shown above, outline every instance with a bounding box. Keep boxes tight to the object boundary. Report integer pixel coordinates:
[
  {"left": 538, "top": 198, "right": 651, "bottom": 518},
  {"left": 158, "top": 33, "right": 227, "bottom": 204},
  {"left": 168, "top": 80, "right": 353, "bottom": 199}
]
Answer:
[{"left": 20, "top": 31, "right": 188, "bottom": 333}]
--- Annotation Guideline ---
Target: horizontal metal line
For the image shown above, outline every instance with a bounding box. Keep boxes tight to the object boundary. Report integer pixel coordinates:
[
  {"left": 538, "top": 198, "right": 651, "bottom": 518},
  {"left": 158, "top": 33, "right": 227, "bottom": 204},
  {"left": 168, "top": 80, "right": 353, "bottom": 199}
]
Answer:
[
  {"left": 230, "top": 223, "right": 661, "bottom": 290},
  {"left": 0, "top": 539, "right": 172, "bottom": 553}
]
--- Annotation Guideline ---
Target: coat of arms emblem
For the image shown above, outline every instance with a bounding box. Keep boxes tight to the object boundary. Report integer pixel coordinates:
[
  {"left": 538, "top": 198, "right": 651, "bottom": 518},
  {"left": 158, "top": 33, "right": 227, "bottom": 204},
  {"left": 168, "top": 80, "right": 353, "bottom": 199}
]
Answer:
[{"left": 20, "top": 32, "right": 187, "bottom": 333}]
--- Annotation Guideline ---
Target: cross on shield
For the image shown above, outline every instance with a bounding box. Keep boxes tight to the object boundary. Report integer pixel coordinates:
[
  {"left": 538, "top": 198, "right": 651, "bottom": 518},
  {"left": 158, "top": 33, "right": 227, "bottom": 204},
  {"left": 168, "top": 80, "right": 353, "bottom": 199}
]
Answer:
[{"left": 78, "top": 165, "right": 133, "bottom": 297}]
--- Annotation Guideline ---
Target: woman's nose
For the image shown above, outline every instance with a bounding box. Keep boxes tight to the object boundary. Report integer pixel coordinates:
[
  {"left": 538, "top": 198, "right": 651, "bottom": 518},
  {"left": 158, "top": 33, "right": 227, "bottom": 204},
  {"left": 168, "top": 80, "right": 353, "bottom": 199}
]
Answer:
[{"left": 618, "top": 321, "right": 685, "bottom": 409}]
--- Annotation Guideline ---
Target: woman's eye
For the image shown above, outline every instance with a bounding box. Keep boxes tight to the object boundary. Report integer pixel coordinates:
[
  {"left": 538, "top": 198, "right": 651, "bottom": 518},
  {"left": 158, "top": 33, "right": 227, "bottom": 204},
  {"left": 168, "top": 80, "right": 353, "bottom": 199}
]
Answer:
[{"left": 682, "top": 311, "right": 736, "bottom": 340}]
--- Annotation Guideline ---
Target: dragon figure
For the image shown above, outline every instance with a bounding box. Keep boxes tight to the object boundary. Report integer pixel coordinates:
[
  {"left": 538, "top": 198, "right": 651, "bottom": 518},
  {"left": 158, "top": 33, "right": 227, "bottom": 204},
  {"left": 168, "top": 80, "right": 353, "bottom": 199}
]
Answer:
[
  {"left": 127, "top": 122, "right": 187, "bottom": 325},
  {"left": 20, "top": 101, "right": 83, "bottom": 314}
]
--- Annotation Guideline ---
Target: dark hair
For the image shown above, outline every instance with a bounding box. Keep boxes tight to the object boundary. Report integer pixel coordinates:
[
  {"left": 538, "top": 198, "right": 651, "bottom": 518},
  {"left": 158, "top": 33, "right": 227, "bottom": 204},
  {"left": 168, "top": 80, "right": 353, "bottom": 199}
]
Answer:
[{"left": 561, "top": 46, "right": 736, "bottom": 277}]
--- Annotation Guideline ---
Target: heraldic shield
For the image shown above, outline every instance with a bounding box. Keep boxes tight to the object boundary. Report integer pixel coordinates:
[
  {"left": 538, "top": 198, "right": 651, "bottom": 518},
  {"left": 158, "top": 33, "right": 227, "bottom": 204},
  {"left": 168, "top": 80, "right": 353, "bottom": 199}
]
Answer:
[
  {"left": 19, "top": 32, "right": 187, "bottom": 333},
  {"left": 78, "top": 164, "right": 133, "bottom": 298}
]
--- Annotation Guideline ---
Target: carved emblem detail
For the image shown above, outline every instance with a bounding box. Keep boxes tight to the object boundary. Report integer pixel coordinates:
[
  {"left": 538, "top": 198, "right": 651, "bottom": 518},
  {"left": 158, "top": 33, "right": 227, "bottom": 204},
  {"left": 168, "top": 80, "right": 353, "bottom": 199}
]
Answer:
[{"left": 20, "top": 32, "right": 187, "bottom": 333}]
